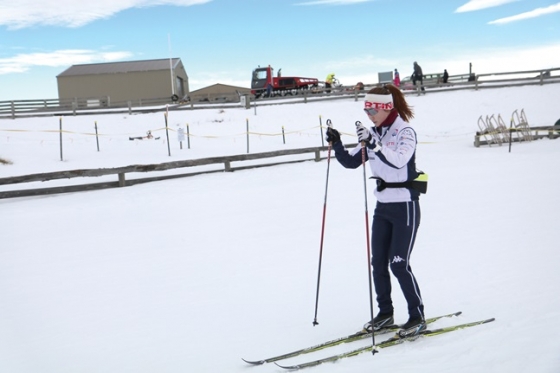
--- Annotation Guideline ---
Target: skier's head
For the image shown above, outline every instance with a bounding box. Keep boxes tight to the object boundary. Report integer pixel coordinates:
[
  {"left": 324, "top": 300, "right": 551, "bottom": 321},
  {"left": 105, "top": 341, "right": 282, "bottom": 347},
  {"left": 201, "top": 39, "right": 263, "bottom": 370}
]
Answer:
[{"left": 364, "top": 84, "right": 414, "bottom": 124}]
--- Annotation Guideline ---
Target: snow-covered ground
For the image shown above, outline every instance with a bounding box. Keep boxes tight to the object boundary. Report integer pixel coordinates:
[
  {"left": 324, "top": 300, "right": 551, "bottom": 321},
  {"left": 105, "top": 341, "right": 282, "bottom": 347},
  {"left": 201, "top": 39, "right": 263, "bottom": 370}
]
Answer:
[{"left": 1, "top": 84, "right": 559, "bottom": 373}]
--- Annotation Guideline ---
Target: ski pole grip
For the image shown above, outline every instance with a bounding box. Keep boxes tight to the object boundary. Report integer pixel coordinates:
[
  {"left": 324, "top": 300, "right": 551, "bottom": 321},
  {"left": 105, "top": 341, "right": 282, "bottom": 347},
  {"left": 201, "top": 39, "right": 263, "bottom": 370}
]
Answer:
[{"left": 355, "top": 120, "right": 366, "bottom": 147}]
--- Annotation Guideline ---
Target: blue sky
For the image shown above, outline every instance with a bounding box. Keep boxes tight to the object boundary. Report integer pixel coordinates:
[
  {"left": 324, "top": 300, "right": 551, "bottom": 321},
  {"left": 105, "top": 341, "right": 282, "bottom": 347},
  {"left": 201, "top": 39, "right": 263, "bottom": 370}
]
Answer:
[{"left": 0, "top": 0, "right": 559, "bottom": 101}]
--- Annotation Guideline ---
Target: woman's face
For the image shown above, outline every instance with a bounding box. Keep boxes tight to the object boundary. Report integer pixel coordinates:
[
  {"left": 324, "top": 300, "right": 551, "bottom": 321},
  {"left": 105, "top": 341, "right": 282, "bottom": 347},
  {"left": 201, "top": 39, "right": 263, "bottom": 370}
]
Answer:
[{"left": 365, "top": 109, "right": 391, "bottom": 127}]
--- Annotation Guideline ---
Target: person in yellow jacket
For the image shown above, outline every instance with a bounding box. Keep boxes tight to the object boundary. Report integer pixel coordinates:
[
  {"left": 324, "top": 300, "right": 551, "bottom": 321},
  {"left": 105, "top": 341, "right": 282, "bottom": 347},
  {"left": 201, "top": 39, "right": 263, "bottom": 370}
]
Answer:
[{"left": 325, "top": 73, "right": 335, "bottom": 93}]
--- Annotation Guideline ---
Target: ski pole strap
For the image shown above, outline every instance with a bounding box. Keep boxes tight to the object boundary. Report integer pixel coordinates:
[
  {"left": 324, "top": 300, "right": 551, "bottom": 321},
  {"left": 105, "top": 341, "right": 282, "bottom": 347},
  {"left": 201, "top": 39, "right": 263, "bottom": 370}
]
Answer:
[{"left": 370, "top": 173, "right": 428, "bottom": 194}]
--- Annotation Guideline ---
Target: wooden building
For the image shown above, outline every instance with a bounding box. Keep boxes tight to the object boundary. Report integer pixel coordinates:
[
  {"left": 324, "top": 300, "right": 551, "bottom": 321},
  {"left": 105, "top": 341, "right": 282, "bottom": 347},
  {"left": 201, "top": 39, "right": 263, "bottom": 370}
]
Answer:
[
  {"left": 189, "top": 83, "right": 251, "bottom": 103},
  {"left": 56, "top": 58, "right": 188, "bottom": 104}
]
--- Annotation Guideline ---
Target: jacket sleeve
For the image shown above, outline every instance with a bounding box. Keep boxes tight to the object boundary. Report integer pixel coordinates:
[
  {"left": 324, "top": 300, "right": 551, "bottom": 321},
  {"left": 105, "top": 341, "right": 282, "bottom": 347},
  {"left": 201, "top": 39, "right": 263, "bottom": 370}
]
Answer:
[
  {"left": 332, "top": 141, "right": 365, "bottom": 169},
  {"left": 375, "top": 127, "right": 416, "bottom": 169}
]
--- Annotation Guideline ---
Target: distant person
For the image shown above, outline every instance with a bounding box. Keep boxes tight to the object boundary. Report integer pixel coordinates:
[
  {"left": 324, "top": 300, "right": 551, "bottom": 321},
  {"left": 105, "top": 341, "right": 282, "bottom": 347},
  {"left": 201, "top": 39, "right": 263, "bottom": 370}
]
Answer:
[
  {"left": 412, "top": 62, "right": 425, "bottom": 92},
  {"left": 325, "top": 73, "right": 335, "bottom": 93},
  {"left": 442, "top": 69, "right": 449, "bottom": 84},
  {"left": 393, "top": 69, "right": 401, "bottom": 87},
  {"left": 266, "top": 82, "right": 273, "bottom": 98}
]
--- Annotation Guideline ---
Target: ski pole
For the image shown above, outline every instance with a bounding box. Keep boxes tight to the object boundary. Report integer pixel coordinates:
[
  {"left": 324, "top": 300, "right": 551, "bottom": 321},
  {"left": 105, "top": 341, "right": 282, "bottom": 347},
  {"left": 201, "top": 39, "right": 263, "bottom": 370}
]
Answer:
[
  {"left": 312, "top": 119, "right": 333, "bottom": 326},
  {"left": 355, "top": 121, "right": 378, "bottom": 354}
]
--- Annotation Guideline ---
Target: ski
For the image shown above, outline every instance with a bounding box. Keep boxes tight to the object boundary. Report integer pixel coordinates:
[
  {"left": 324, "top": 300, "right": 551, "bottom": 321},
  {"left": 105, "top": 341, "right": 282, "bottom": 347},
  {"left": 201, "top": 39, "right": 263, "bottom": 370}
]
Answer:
[
  {"left": 274, "top": 317, "right": 495, "bottom": 370},
  {"left": 242, "top": 311, "right": 461, "bottom": 365}
]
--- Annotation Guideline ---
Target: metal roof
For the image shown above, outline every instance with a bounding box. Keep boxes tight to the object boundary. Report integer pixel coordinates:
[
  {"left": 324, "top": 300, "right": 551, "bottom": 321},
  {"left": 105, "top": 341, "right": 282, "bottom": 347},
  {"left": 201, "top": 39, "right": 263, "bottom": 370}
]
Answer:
[
  {"left": 189, "top": 83, "right": 251, "bottom": 95},
  {"left": 57, "top": 58, "right": 182, "bottom": 77}
]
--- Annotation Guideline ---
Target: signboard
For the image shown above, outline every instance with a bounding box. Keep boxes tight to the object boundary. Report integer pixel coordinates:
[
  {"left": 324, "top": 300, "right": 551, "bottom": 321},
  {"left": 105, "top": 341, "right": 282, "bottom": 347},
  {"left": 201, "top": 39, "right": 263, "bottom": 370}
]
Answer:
[
  {"left": 378, "top": 71, "right": 393, "bottom": 84},
  {"left": 177, "top": 128, "right": 185, "bottom": 142}
]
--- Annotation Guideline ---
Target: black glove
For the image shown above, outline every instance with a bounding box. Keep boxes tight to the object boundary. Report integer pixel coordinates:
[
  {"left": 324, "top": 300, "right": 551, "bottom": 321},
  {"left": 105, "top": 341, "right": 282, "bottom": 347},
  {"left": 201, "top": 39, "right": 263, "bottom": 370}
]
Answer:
[
  {"left": 326, "top": 127, "right": 341, "bottom": 144},
  {"left": 367, "top": 138, "right": 383, "bottom": 152}
]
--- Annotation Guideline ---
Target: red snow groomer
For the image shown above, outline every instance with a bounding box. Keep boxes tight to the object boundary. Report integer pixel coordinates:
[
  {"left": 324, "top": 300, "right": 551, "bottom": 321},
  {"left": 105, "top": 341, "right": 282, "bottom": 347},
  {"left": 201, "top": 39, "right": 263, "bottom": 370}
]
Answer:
[{"left": 251, "top": 65, "right": 319, "bottom": 99}]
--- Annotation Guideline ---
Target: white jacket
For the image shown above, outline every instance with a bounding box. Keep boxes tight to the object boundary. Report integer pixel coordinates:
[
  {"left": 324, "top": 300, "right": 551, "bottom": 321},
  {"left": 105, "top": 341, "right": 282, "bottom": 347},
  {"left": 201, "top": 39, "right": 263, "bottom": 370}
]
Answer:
[{"left": 333, "top": 116, "right": 420, "bottom": 203}]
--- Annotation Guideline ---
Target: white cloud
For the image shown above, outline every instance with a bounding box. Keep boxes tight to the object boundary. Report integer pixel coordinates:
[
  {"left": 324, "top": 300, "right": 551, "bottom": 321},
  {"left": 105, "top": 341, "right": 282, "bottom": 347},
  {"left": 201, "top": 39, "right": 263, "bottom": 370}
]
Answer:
[
  {"left": 0, "top": 0, "right": 211, "bottom": 29},
  {"left": 0, "top": 49, "right": 133, "bottom": 74},
  {"left": 295, "top": 0, "right": 371, "bottom": 6},
  {"left": 489, "top": 3, "right": 560, "bottom": 24},
  {"left": 455, "top": 0, "right": 518, "bottom": 13}
]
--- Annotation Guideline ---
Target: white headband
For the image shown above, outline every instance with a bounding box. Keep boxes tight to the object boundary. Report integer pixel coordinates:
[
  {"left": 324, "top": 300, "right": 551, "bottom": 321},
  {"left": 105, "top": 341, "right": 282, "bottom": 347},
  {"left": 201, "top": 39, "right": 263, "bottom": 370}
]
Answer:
[{"left": 364, "top": 93, "right": 393, "bottom": 110}]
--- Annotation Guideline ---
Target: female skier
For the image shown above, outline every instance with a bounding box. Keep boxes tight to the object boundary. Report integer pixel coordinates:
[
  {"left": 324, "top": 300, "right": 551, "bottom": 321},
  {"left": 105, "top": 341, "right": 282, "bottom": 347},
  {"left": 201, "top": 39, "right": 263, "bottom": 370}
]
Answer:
[{"left": 325, "top": 84, "right": 426, "bottom": 337}]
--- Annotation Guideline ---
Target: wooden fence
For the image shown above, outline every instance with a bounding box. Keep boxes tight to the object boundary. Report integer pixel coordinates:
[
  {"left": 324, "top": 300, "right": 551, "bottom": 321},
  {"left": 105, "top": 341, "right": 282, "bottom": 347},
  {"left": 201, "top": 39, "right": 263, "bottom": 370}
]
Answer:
[
  {"left": 0, "top": 144, "right": 357, "bottom": 199},
  {"left": 0, "top": 96, "right": 178, "bottom": 119},
  {"left": 1, "top": 67, "right": 559, "bottom": 119},
  {"left": 474, "top": 125, "right": 560, "bottom": 147}
]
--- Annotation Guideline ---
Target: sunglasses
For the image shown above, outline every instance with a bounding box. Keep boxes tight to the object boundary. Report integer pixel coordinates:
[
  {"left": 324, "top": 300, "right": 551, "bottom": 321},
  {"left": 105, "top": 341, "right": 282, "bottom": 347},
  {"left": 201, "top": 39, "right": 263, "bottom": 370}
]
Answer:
[{"left": 363, "top": 108, "right": 379, "bottom": 116}]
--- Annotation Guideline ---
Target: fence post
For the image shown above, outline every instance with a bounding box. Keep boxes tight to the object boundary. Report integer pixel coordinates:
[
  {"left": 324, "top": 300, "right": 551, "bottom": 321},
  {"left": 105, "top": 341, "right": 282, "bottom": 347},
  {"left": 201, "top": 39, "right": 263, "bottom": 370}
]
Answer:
[
  {"left": 11, "top": 101, "right": 15, "bottom": 119},
  {"left": 164, "top": 108, "right": 171, "bottom": 157},
  {"left": 319, "top": 115, "right": 325, "bottom": 147},
  {"left": 246, "top": 118, "right": 250, "bottom": 154},
  {"left": 59, "top": 117, "right": 64, "bottom": 161},
  {"left": 95, "top": 121, "right": 100, "bottom": 152},
  {"left": 314, "top": 149, "right": 321, "bottom": 161},
  {"left": 118, "top": 173, "right": 126, "bottom": 187}
]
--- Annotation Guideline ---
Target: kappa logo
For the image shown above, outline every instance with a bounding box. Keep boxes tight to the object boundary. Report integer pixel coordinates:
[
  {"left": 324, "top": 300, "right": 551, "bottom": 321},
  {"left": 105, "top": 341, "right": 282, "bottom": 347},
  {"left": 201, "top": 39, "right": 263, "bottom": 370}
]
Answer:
[{"left": 392, "top": 256, "right": 405, "bottom": 264}]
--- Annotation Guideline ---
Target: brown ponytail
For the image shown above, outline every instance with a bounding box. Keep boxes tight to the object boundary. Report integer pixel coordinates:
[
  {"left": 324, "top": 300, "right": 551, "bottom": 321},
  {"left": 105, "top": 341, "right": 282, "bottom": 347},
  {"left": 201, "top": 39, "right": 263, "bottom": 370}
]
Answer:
[{"left": 367, "top": 84, "right": 414, "bottom": 122}]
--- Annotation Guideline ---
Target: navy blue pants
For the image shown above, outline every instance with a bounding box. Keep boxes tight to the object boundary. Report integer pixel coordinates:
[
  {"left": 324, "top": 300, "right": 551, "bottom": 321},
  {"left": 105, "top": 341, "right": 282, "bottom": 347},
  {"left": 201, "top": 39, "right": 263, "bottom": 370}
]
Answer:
[{"left": 371, "top": 200, "right": 424, "bottom": 319}]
